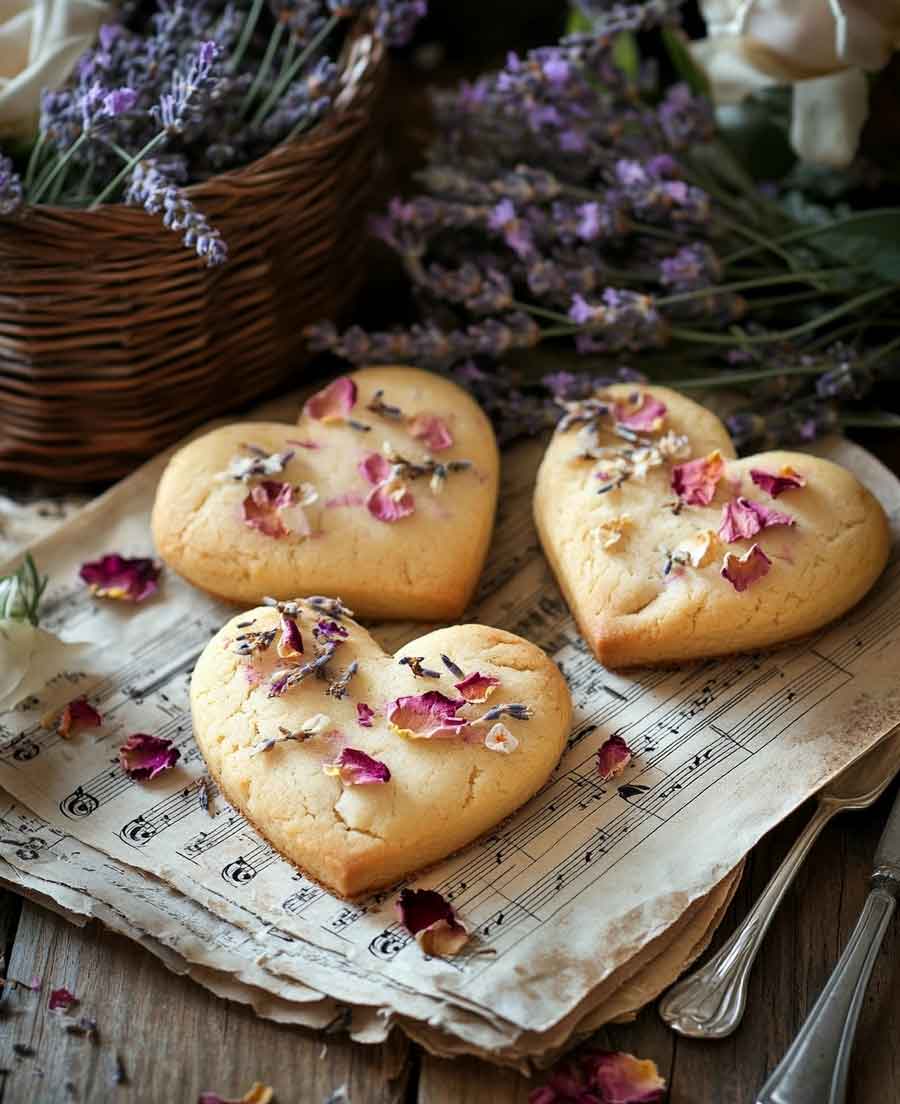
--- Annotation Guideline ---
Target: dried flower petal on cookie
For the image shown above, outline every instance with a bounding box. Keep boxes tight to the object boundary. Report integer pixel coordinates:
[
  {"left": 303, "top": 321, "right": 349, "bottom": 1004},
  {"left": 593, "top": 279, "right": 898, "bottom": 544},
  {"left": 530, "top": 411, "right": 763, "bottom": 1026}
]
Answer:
[
  {"left": 721, "top": 544, "right": 772, "bottom": 592},
  {"left": 454, "top": 672, "right": 500, "bottom": 703},
  {"left": 220, "top": 446, "right": 295, "bottom": 483},
  {"left": 397, "top": 888, "right": 469, "bottom": 956},
  {"left": 750, "top": 466, "right": 807, "bottom": 498},
  {"left": 595, "top": 516, "right": 632, "bottom": 549},
  {"left": 234, "top": 628, "right": 277, "bottom": 657},
  {"left": 585, "top": 1051, "right": 666, "bottom": 1103},
  {"left": 718, "top": 498, "right": 794, "bottom": 544},
  {"left": 597, "top": 734, "right": 632, "bottom": 781},
  {"left": 357, "top": 702, "right": 375, "bottom": 727},
  {"left": 358, "top": 451, "right": 393, "bottom": 485},
  {"left": 671, "top": 451, "right": 725, "bottom": 506},
  {"left": 303, "top": 376, "right": 357, "bottom": 423},
  {"left": 314, "top": 618, "right": 348, "bottom": 642},
  {"left": 387, "top": 691, "right": 468, "bottom": 739},
  {"left": 615, "top": 394, "right": 666, "bottom": 433},
  {"left": 277, "top": 614, "right": 304, "bottom": 659},
  {"left": 366, "top": 477, "right": 415, "bottom": 523},
  {"left": 79, "top": 555, "right": 160, "bottom": 602},
  {"left": 57, "top": 699, "right": 101, "bottom": 738},
  {"left": 48, "top": 987, "right": 78, "bottom": 1012},
  {"left": 242, "top": 481, "right": 315, "bottom": 540},
  {"left": 408, "top": 414, "right": 454, "bottom": 451},
  {"left": 484, "top": 722, "right": 518, "bottom": 753},
  {"left": 323, "top": 748, "right": 391, "bottom": 785},
  {"left": 672, "top": 529, "right": 720, "bottom": 568},
  {"left": 118, "top": 734, "right": 180, "bottom": 780}
]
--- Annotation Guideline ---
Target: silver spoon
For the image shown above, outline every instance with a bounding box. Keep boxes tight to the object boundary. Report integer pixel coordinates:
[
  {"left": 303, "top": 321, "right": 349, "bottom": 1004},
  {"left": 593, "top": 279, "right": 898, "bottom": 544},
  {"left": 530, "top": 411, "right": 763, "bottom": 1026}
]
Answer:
[{"left": 659, "top": 727, "right": 900, "bottom": 1038}]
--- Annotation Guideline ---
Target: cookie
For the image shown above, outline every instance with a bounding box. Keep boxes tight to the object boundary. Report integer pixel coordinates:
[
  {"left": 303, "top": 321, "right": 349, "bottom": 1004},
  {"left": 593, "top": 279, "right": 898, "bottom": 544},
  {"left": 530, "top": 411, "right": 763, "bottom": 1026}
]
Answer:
[
  {"left": 152, "top": 367, "right": 499, "bottom": 620},
  {"left": 190, "top": 600, "right": 572, "bottom": 898},
  {"left": 534, "top": 384, "right": 890, "bottom": 667}
]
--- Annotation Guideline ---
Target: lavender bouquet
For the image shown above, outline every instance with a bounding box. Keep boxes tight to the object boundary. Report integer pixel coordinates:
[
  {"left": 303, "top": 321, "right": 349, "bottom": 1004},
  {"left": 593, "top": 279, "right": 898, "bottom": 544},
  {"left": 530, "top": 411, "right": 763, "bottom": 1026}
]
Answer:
[
  {"left": 0, "top": 0, "right": 426, "bottom": 265},
  {"left": 308, "top": 0, "right": 900, "bottom": 452}
]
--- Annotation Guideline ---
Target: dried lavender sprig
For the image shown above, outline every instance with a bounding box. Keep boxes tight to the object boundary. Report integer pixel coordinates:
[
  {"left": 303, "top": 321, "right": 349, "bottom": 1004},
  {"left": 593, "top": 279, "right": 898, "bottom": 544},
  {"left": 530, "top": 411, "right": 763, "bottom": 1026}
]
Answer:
[
  {"left": 477, "top": 703, "right": 535, "bottom": 723},
  {"left": 399, "top": 656, "right": 441, "bottom": 679},
  {"left": 0, "top": 153, "right": 23, "bottom": 217},
  {"left": 306, "top": 596, "right": 354, "bottom": 620},
  {"left": 125, "top": 159, "right": 227, "bottom": 266},
  {"left": 440, "top": 654, "right": 465, "bottom": 678},
  {"left": 268, "top": 641, "right": 338, "bottom": 697}
]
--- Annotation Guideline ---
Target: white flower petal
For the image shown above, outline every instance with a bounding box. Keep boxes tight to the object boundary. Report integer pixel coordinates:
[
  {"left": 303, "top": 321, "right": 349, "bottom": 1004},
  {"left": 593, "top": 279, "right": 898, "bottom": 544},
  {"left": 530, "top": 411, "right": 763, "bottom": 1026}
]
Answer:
[
  {"left": 790, "top": 68, "right": 869, "bottom": 167},
  {"left": 0, "top": 620, "right": 90, "bottom": 713}
]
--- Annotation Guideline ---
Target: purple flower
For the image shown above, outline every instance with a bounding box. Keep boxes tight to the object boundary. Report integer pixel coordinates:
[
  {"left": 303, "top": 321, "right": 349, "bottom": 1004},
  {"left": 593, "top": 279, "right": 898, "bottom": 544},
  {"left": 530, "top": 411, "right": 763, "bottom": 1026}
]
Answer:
[
  {"left": 568, "top": 288, "right": 668, "bottom": 351},
  {"left": 374, "top": 0, "right": 428, "bottom": 47},
  {"left": 659, "top": 243, "right": 721, "bottom": 290},
  {"left": 126, "top": 160, "right": 227, "bottom": 266},
  {"left": 103, "top": 87, "right": 137, "bottom": 117},
  {"left": 488, "top": 198, "right": 534, "bottom": 259},
  {"left": 0, "top": 153, "right": 23, "bottom": 217},
  {"left": 569, "top": 293, "right": 596, "bottom": 326},
  {"left": 542, "top": 56, "right": 570, "bottom": 85},
  {"left": 657, "top": 83, "right": 715, "bottom": 150},
  {"left": 153, "top": 40, "right": 222, "bottom": 136},
  {"left": 815, "top": 344, "right": 874, "bottom": 399}
]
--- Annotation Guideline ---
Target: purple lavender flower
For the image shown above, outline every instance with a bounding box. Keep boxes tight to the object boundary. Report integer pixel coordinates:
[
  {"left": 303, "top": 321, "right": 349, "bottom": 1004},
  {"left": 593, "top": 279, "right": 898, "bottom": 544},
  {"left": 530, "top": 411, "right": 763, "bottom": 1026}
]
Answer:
[
  {"left": 726, "top": 399, "right": 841, "bottom": 453},
  {"left": 657, "top": 83, "right": 715, "bottom": 151},
  {"left": 375, "top": 0, "right": 427, "bottom": 46},
  {"left": 153, "top": 41, "right": 222, "bottom": 135},
  {"left": 0, "top": 153, "right": 23, "bottom": 217},
  {"left": 488, "top": 198, "right": 535, "bottom": 259},
  {"left": 126, "top": 160, "right": 227, "bottom": 266},
  {"left": 659, "top": 243, "right": 721, "bottom": 290},
  {"left": 815, "top": 344, "right": 874, "bottom": 399},
  {"left": 261, "top": 57, "right": 338, "bottom": 141},
  {"left": 567, "top": 288, "right": 668, "bottom": 351}
]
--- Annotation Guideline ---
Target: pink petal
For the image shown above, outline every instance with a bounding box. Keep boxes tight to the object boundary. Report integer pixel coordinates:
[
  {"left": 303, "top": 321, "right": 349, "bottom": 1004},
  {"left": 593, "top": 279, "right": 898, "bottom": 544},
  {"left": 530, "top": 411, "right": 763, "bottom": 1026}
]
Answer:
[
  {"left": 58, "top": 699, "right": 102, "bottom": 738},
  {"left": 585, "top": 1051, "right": 667, "bottom": 1103},
  {"left": 314, "top": 619, "right": 348, "bottom": 642},
  {"left": 303, "top": 376, "right": 357, "bottom": 422},
  {"left": 118, "top": 734, "right": 180, "bottom": 780},
  {"left": 79, "top": 554, "right": 160, "bottom": 602},
  {"left": 357, "top": 703, "right": 375, "bottom": 727},
  {"left": 718, "top": 497, "right": 794, "bottom": 543},
  {"left": 48, "top": 987, "right": 78, "bottom": 1012},
  {"left": 750, "top": 466, "right": 807, "bottom": 498},
  {"left": 324, "top": 492, "right": 366, "bottom": 508},
  {"left": 387, "top": 691, "right": 468, "bottom": 739},
  {"left": 366, "top": 480, "right": 415, "bottom": 523},
  {"left": 323, "top": 747, "right": 390, "bottom": 785},
  {"left": 408, "top": 413, "right": 454, "bottom": 451},
  {"left": 721, "top": 544, "right": 772, "bottom": 592},
  {"left": 615, "top": 394, "right": 667, "bottom": 433},
  {"left": 358, "top": 451, "right": 393, "bottom": 485},
  {"left": 671, "top": 451, "right": 725, "bottom": 506},
  {"left": 597, "top": 734, "right": 632, "bottom": 782},
  {"left": 396, "top": 888, "right": 469, "bottom": 956},
  {"left": 277, "top": 614, "right": 304, "bottom": 659},
  {"left": 242, "top": 481, "right": 296, "bottom": 539},
  {"left": 454, "top": 672, "right": 500, "bottom": 703}
]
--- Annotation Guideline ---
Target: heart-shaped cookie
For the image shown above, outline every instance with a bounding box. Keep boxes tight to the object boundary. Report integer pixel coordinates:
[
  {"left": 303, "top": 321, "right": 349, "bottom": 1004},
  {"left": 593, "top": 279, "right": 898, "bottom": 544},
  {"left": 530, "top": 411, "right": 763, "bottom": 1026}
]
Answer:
[
  {"left": 152, "top": 367, "right": 499, "bottom": 620},
  {"left": 191, "top": 601, "right": 571, "bottom": 897},
  {"left": 535, "top": 384, "right": 890, "bottom": 667}
]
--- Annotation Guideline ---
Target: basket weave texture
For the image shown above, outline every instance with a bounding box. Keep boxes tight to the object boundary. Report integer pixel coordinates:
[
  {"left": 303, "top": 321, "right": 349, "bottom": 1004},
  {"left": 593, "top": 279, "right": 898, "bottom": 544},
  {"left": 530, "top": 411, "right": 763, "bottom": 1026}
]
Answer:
[{"left": 0, "top": 31, "right": 386, "bottom": 483}]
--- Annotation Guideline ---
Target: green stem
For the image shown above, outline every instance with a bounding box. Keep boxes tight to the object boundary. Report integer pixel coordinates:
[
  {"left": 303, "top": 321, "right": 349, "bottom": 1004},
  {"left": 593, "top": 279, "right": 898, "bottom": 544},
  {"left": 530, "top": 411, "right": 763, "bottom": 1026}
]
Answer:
[
  {"left": 863, "top": 333, "right": 900, "bottom": 368},
  {"left": 671, "top": 362, "right": 828, "bottom": 390},
  {"left": 240, "top": 19, "right": 285, "bottom": 118},
  {"left": 656, "top": 269, "right": 853, "bottom": 308},
  {"left": 842, "top": 411, "right": 900, "bottom": 429},
  {"left": 510, "top": 300, "right": 572, "bottom": 324},
  {"left": 252, "top": 13, "right": 339, "bottom": 126},
  {"left": 30, "top": 133, "right": 87, "bottom": 205},
  {"left": 229, "top": 0, "right": 265, "bottom": 73},
  {"left": 89, "top": 131, "right": 168, "bottom": 210},
  {"left": 720, "top": 207, "right": 900, "bottom": 267},
  {"left": 23, "top": 131, "right": 48, "bottom": 193},
  {"left": 716, "top": 215, "right": 809, "bottom": 276},
  {"left": 540, "top": 325, "right": 582, "bottom": 339}
]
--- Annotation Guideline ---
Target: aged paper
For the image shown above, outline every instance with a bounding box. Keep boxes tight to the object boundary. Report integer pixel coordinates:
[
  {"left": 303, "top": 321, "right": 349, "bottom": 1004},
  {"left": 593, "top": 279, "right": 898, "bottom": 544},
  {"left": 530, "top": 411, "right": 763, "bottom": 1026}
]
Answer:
[{"left": 2, "top": 393, "right": 899, "bottom": 1056}]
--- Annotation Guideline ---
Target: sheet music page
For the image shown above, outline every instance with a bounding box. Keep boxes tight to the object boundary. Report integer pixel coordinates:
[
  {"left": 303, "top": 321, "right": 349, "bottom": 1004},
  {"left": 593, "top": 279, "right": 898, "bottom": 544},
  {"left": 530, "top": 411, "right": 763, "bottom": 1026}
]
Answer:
[{"left": 2, "top": 394, "right": 899, "bottom": 1050}]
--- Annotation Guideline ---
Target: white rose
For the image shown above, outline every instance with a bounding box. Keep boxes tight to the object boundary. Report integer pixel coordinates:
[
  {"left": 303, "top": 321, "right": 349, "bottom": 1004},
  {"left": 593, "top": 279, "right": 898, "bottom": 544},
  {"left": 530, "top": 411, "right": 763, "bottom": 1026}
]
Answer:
[
  {"left": 0, "top": 619, "right": 88, "bottom": 713},
  {"left": 692, "top": 0, "right": 900, "bottom": 166},
  {"left": 0, "top": 0, "right": 112, "bottom": 141}
]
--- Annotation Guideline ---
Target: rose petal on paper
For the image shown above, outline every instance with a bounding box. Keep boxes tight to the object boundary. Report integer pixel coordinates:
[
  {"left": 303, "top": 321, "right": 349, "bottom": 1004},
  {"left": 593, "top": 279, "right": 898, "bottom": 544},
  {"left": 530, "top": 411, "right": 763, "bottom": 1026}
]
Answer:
[
  {"left": 79, "top": 554, "right": 160, "bottom": 602},
  {"left": 597, "top": 734, "right": 632, "bottom": 781},
  {"left": 276, "top": 614, "right": 304, "bottom": 660},
  {"left": 408, "top": 413, "right": 454, "bottom": 451},
  {"left": 303, "top": 376, "right": 357, "bottom": 423},
  {"left": 615, "top": 394, "right": 667, "bottom": 433},
  {"left": 750, "top": 466, "right": 807, "bottom": 498},
  {"left": 357, "top": 702, "right": 375, "bottom": 727},
  {"left": 673, "top": 529, "right": 720, "bottom": 568},
  {"left": 396, "top": 888, "right": 469, "bottom": 956},
  {"left": 671, "top": 450, "right": 725, "bottom": 506},
  {"left": 454, "top": 672, "right": 500, "bottom": 703},
  {"left": 366, "top": 479, "right": 415, "bottom": 523},
  {"left": 199, "top": 1084, "right": 274, "bottom": 1104},
  {"left": 58, "top": 699, "right": 102, "bottom": 738},
  {"left": 48, "top": 987, "right": 78, "bottom": 1012},
  {"left": 387, "top": 691, "right": 468, "bottom": 739},
  {"left": 358, "top": 451, "right": 393, "bottom": 485},
  {"left": 587, "top": 1051, "right": 666, "bottom": 1103},
  {"left": 718, "top": 498, "right": 795, "bottom": 543},
  {"left": 322, "top": 747, "right": 391, "bottom": 785},
  {"left": 484, "top": 722, "right": 519, "bottom": 753},
  {"left": 118, "top": 734, "right": 180, "bottom": 781},
  {"left": 721, "top": 544, "right": 772, "bottom": 592}
]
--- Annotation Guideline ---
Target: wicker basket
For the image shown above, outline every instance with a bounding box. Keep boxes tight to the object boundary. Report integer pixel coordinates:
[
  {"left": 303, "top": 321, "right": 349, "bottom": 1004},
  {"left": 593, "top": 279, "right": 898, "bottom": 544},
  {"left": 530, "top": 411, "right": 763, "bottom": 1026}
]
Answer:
[{"left": 0, "top": 29, "right": 386, "bottom": 483}]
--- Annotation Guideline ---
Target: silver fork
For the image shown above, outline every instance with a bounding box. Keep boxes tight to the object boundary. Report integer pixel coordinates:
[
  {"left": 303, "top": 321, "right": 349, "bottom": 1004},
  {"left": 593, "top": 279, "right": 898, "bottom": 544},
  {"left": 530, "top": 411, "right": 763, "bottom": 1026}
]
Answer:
[{"left": 658, "top": 728, "right": 900, "bottom": 1038}]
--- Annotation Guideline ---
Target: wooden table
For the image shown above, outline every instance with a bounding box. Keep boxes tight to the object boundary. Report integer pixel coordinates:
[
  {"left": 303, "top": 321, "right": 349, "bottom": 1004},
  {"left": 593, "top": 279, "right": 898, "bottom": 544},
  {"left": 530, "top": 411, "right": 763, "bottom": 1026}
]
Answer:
[{"left": 1, "top": 430, "right": 898, "bottom": 1104}]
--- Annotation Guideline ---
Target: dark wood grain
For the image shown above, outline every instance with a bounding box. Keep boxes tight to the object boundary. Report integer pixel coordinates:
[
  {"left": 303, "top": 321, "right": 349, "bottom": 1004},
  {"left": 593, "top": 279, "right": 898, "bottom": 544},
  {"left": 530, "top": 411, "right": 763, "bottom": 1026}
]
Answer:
[{"left": 0, "top": 902, "right": 411, "bottom": 1104}]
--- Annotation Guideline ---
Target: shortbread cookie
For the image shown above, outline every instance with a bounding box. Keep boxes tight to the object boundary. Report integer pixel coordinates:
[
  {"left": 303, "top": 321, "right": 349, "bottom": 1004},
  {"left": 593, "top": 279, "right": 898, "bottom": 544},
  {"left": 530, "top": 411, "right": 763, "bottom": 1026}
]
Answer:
[
  {"left": 191, "top": 600, "right": 572, "bottom": 897},
  {"left": 152, "top": 367, "right": 499, "bottom": 620},
  {"left": 534, "top": 384, "right": 890, "bottom": 667}
]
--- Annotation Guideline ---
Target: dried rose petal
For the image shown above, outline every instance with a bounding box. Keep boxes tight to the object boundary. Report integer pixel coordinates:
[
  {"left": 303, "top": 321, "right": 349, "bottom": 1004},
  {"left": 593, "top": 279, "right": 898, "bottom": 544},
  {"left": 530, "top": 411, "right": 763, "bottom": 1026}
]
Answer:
[
  {"left": 58, "top": 699, "right": 102, "bottom": 738},
  {"left": 366, "top": 478, "right": 415, "bottom": 523},
  {"left": 750, "top": 465, "right": 806, "bottom": 498},
  {"left": 118, "top": 734, "right": 180, "bottom": 780},
  {"left": 671, "top": 450, "right": 725, "bottom": 507},
  {"left": 358, "top": 451, "right": 393, "bottom": 485},
  {"left": 303, "top": 376, "right": 357, "bottom": 423},
  {"left": 484, "top": 722, "right": 518, "bottom": 753},
  {"left": 357, "top": 702, "right": 375, "bottom": 727},
  {"left": 718, "top": 498, "right": 794, "bottom": 543},
  {"left": 387, "top": 691, "right": 468, "bottom": 740},
  {"left": 408, "top": 413, "right": 454, "bottom": 451},
  {"left": 242, "top": 481, "right": 293, "bottom": 539},
  {"left": 454, "top": 672, "right": 500, "bottom": 703},
  {"left": 615, "top": 394, "right": 667, "bottom": 433},
  {"left": 277, "top": 614, "right": 304, "bottom": 659},
  {"left": 79, "top": 554, "right": 160, "bottom": 602},
  {"left": 199, "top": 1084, "right": 274, "bottom": 1104},
  {"left": 314, "top": 618, "right": 348, "bottom": 642},
  {"left": 48, "top": 987, "right": 78, "bottom": 1012},
  {"left": 586, "top": 1051, "right": 666, "bottom": 1104},
  {"left": 597, "top": 734, "right": 632, "bottom": 781},
  {"left": 721, "top": 544, "right": 772, "bottom": 592},
  {"left": 323, "top": 748, "right": 391, "bottom": 785},
  {"left": 396, "top": 888, "right": 469, "bottom": 956}
]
